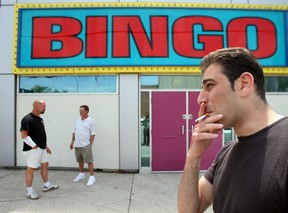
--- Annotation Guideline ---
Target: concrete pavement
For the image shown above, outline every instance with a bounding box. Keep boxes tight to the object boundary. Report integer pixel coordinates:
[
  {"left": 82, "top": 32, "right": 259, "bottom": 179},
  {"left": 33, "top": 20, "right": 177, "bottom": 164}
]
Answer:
[{"left": 0, "top": 169, "right": 213, "bottom": 213}]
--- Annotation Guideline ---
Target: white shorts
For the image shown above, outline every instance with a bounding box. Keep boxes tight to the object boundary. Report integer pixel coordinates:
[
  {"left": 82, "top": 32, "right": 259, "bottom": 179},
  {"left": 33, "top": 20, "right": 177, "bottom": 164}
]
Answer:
[{"left": 23, "top": 148, "right": 49, "bottom": 168}]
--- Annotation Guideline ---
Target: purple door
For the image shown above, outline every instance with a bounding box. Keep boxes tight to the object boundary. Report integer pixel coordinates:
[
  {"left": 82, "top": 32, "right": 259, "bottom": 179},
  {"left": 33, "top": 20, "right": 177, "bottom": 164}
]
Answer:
[
  {"left": 151, "top": 91, "right": 223, "bottom": 171},
  {"left": 151, "top": 91, "right": 186, "bottom": 171},
  {"left": 188, "top": 92, "right": 223, "bottom": 170}
]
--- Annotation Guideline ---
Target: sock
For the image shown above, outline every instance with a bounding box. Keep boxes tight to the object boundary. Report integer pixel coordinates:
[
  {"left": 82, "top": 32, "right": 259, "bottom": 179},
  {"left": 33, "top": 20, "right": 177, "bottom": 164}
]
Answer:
[
  {"left": 27, "top": 186, "right": 34, "bottom": 193},
  {"left": 44, "top": 181, "right": 51, "bottom": 188}
]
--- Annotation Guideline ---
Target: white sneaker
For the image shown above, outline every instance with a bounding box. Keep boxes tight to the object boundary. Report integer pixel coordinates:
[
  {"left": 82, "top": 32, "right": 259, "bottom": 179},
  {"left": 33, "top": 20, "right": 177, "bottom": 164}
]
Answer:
[
  {"left": 73, "top": 173, "right": 85, "bottom": 182},
  {"left": 86, "top": 176, "right": 96, "bottom": 186},
  {"left": 26, "top": 190, "right": 39, "bottom": 200},
  {"left": 43, "top": 184, "right": 59, "bottom": 192}
]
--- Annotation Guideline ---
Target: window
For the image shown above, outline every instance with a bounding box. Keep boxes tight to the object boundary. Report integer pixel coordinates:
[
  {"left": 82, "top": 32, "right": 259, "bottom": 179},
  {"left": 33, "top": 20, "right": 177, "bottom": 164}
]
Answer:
[
  {"left": 19, "top": 75, "right": 117, "bottom": 93},
  {"left": 141, "top": 75, "right": 202, "bottom": 89},
  {"left": 224, "top": 128, "right": 234, "bottom": 144},
  {"left": 140, "top": 76, "right": 288, "bottom": 92},
  {"left": 265, "top": 76, "right": 288, "bottom": 92}
]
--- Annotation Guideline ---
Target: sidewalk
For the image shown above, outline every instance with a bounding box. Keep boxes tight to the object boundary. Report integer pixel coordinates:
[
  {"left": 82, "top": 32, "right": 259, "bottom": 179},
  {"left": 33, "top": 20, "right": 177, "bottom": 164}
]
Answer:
[{"left": 0, "top": 169, "right": 213, "bottom": 213}]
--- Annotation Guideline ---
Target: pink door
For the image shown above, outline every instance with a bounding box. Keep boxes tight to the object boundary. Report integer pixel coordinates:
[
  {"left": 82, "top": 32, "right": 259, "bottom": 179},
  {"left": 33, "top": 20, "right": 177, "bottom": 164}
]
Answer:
[
  {"left": 151, "top": 91, "right": 223, "bottom": 171},
  {"left": 188, "top": 92, "right": 223, "bottom": 170},
  {"left": 151, "top": 91, "right": 186, "bottom": 171}
]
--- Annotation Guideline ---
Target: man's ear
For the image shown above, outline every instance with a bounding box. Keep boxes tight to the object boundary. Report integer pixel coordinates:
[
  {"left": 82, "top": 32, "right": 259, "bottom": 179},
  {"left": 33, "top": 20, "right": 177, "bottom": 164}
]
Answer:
[{"left": 236, "top": 72, "right": 254, "bottom": 96}]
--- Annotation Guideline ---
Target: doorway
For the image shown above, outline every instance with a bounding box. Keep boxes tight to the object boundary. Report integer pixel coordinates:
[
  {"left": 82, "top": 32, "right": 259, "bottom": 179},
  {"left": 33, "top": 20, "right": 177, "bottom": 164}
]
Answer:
[
  {"left": 140, "top": 91, "right": 151, "bottom": 168},
  {"left": 150, "top": 91, "right": 223, "bottom": 172}
]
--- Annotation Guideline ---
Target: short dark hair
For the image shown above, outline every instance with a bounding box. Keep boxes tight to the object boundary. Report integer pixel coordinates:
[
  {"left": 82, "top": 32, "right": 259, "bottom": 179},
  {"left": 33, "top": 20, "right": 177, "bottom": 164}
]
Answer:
[
  {"left": 80, "top": 105, "right": 89, "bottom": 112},
  {"left": 200, "top": 47, "right": 267, "bottom": 103}
]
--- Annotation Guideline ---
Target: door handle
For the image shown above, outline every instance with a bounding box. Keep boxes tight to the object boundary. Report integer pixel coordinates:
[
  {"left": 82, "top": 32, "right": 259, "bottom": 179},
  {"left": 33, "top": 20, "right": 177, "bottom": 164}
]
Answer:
[
  {"left": 189, "top": 125, "right": 194, "bottom": 133},
  {"left": 182, "top": 125, "right": 185, "bottom": 135}
]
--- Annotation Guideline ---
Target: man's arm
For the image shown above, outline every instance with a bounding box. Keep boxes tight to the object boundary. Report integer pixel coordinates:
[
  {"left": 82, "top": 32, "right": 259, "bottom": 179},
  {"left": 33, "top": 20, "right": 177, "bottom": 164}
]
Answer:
[
  {"left": 21, "top": 130, "right": 38, "bottom": 149},
  {"left": 21, "top": 130, "right": 28, "bottom": 139},
  {"left": 178, "top": 154, "right": 213, "bottom": 213},
  {"left": 90, "top": 119, "right": 96, "bottom": 145},
  {"left": 90, "top": 134, "right": 95, "bottom": 145},
  {"left": 70, "top": 132, "right": 75, "bottom": 150},
  {"left": 178, "top": 102, "right": 223, "bottom": 213}
]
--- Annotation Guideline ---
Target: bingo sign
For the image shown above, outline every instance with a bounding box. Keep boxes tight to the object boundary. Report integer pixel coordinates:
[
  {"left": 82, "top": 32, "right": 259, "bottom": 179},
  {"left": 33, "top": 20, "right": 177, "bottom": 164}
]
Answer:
[{"left": 13, "top": 3, "right": 288, "bottom": 74}]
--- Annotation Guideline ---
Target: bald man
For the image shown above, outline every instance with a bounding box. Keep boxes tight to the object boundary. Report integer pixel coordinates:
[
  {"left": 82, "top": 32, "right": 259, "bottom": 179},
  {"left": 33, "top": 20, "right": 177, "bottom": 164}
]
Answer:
[{"left": 20, "top": 100, "right": 58, "bottom": 200}]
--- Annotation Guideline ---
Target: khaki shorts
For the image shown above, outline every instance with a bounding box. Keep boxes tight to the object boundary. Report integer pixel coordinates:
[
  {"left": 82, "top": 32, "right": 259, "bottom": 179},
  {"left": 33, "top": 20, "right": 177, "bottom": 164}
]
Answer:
[
  {"left": 23, "top": 148, "right": 49, "bottom": 168},
  {"left": 75, "top": 144, "right": 93, "bottom": 163}
]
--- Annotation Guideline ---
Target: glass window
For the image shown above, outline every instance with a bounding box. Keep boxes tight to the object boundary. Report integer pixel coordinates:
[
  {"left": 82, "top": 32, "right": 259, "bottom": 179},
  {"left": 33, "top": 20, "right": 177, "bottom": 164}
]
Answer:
[
  {"left": 19, "top": 75, "right": 117, "bottom": 93},
  {"left": 141, "top": 75, "right": 202, "bottom": 90},
  {"left": 265, "top": 76, "right": 288, "bottom": 92},
  {"left": 141, "top": 76, "right": 288, "bottom": 92},
  {"left": 224, "top": 128, "right": 234, "bottom": 144}
]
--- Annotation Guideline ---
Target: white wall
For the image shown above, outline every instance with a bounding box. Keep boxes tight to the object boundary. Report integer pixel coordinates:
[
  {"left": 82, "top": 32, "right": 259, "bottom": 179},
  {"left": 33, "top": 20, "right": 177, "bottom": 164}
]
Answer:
[
  {"left": 138, "top": 0, "right": 287, "bottom": 3},
  {"left": 0, "top": 75, "right": 15, "bottom": 166},
  {"left": 267, "top": 93, "right": 288, "bottom": 116},
  {"left": 17, "top": 0, "right": 116, "bottom": 2},
  {"left": 2, "top": 0, "right": 16, "bottom": 4},
  {"left": 0, "top": 6, "right": 13, "bottom": 74},
  {"left": 16, "top": 94, "right": 119, "bottom": 169},
  {"left": 250, "top": 0, "right": 287, "bottom": 4},
  {"left": 0, "top": 6, "right": 16, "bottom": 166},
  {"left": 119, "top": 74, "right": 139, "bottom": 170}
]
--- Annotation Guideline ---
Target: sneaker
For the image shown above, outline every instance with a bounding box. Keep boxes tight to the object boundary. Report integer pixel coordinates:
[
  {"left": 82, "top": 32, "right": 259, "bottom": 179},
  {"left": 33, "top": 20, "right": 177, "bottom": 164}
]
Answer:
[
  {"left": 86, "top": 176, "right": 96, "bottom": 186},
  {"left": 43, "top": 184, "right": 59, "bottom": 192},
  {"left": 73, "top": 173, "right": 85, "bottom": 182},
  {"left": 26, "top": 190, "right": 39, "bottom": 200}
]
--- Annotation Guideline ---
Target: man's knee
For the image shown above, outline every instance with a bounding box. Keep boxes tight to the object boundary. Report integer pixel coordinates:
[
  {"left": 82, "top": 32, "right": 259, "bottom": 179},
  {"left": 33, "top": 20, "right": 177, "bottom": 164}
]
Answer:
[
  {"left": 40, "top": 162, "right": 49, "bottom": 170},
  {"left": 88, "top": 162, "right": 94, "bottom": 167},
  {"left": 26, "top": 167, "right": 36, "bottom": 174}
]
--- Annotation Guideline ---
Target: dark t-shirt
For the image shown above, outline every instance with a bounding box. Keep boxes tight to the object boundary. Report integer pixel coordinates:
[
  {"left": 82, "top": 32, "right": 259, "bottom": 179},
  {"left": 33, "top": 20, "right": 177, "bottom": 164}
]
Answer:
[
  {"left": 20, "top": 113, "right": 47, "bottom": 151},
  {"left": 205, "top": 117, "right": 288, "bottom": 213}
]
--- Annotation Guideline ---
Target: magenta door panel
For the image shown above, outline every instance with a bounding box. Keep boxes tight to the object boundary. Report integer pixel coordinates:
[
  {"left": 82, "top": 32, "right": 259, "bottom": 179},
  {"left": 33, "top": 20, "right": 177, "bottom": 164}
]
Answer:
[
  {"left": 188, "top": 92, "right": 222, "bottom": 170},
  {"left": 151, "top": 91, "right": 186, "bottom": 171},
  {"left": 200, "top": 132, "right": 222, "bottom": 170}
]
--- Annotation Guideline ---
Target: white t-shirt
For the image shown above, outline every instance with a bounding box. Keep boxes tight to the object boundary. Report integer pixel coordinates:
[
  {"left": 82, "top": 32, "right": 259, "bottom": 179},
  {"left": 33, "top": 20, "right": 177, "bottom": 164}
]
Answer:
[{"left": 73, "top": 116, "right": 96, "bottom": 147}]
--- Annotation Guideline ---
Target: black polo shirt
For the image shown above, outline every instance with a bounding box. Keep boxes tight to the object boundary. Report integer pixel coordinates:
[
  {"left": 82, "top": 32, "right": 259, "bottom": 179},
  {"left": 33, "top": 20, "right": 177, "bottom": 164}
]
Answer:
[{"left": 20, "top": 113, "right": 47, "bottom": 151}]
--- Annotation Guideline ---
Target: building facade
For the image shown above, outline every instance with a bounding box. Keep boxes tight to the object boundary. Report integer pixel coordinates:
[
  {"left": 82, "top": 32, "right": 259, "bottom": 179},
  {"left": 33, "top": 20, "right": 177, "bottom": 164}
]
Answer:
[{"left": 1, "top": 0, "right": 288, "bottom": 173}]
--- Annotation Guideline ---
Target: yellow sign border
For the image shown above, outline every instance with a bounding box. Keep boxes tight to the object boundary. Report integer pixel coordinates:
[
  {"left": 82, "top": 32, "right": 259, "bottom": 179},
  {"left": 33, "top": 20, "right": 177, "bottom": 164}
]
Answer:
[{"left": 13, "top": 2, "right": 288, "bottom": 75}]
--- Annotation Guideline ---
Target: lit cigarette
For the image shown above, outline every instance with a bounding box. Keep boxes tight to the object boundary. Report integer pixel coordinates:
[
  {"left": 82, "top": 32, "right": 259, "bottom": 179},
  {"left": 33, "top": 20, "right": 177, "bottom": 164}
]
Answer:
[{"left": 195, "top": 113, "right": 209, "bottom": 122}]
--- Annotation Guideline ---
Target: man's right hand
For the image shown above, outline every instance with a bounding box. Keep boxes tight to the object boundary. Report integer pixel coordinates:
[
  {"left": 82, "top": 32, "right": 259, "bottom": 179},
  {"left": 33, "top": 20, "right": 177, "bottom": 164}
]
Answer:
[
  {"left": 178, "top": 102, "right": 223, "bottom": 213},
  {"left": 189, "top": 102, "right": 223, "bottom": 159}
]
